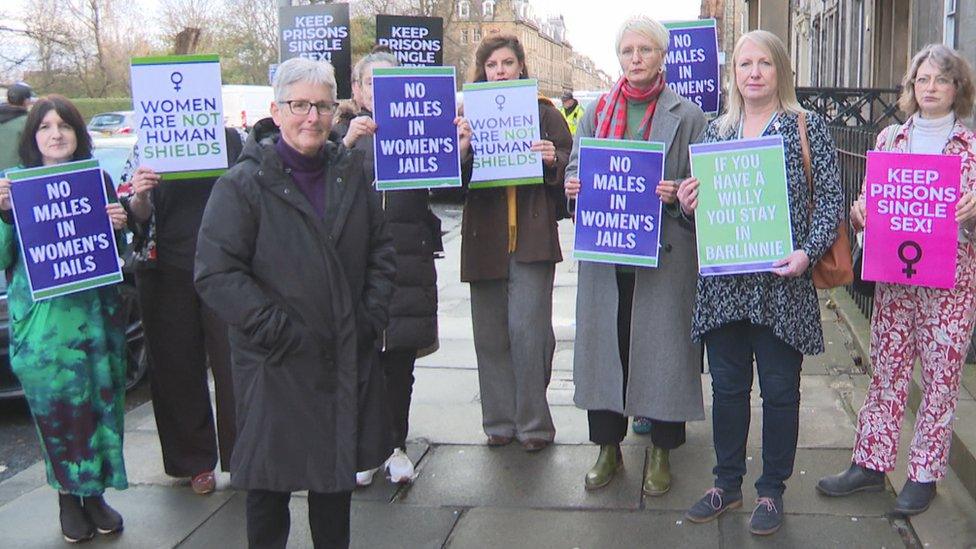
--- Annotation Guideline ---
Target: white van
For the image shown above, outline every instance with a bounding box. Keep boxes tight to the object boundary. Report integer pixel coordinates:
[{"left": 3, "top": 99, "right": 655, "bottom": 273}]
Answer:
[{"left": 221, "top": 85, "right": 274, "bottom": 131}]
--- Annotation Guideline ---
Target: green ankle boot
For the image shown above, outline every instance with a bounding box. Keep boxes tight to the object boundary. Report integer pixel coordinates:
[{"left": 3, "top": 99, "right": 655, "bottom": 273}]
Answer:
[
  {"left": 643, "top": 446, "right": 671, "bottom": 496},
  {"left": 584, "top": 444, "right": 622, "bottom": 490}
]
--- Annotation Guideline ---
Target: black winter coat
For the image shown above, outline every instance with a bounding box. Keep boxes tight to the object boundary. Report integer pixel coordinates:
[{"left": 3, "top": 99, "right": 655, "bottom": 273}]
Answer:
[
  {"left": 350, "top": 111, "right": 441, "bottom": 351},
  {"left": 194, "top": 118, "right": 396, "bottom": 492}
]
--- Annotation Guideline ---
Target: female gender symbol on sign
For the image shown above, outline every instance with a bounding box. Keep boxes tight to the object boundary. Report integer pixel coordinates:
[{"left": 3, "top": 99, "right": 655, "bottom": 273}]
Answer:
[
  {"left": 898, "top": 240, "right": 923, "bottom": 279},
  {"left": 495, "top": 95, "right": 506, "bottom": 111},
  {"left": 170, "top": 71, "right": 183, "bottom": 92}
]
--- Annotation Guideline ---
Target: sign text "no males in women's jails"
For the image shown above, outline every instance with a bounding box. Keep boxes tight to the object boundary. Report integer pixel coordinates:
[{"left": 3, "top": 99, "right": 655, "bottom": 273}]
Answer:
[
  {"left": 690, "top": 136, "right": 794, "bottom": 275},
  {"left": 372, "top": 67, "right": 461, "bottom": 190},
  {"left": 574, "top": 138, "right": 665, "bottom": 267},
  {"left": 664, "top": 19, "right": 720, "bottom": 116},
  {"left": 130, "top": 54, "right": 229, "bottom": 180},
  {"left": 279, "top": 4, "right": 352, "bottom": 99},
  {"left": 7, "top": 160, "right": 123, "bottom": 301}
]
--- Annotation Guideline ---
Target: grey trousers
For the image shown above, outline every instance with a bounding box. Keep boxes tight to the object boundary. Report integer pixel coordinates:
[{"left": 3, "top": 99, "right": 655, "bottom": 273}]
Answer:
[{"left": 470, "top": 258, "right": 556, "bottom": 441}]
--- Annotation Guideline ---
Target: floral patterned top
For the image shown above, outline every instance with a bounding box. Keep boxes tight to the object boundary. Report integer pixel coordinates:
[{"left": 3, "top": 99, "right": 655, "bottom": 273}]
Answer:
[{"left": 690, "top": 111, "right": 843, "bottom": 355}]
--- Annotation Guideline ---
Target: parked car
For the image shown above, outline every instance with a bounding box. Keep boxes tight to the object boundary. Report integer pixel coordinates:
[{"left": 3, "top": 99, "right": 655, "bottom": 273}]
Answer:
[
  {"left": 0, "top": 136, "right": 148, "bottom": 399},
  {"left": 222, "top": 85, "right": 273, "bottom": 132},
  {"left": 88, "top": 111, "right": 136, "bottom": 138}
]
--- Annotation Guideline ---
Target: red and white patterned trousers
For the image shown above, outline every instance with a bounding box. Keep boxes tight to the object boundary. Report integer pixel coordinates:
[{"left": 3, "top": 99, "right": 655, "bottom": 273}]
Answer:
[{"left": 853, "top": 242, "right": 976, "bottom": 482}]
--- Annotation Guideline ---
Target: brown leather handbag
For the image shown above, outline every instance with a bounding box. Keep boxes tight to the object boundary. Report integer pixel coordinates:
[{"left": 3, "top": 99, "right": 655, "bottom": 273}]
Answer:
[{"left": 798, "top": 112, "right": 853, "bottom": 289}]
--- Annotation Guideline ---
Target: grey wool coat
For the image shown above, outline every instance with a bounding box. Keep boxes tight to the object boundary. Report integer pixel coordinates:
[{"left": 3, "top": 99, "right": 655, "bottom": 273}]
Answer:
[{"left": 568, "top": 87, "right": 707, "bottom": 422}]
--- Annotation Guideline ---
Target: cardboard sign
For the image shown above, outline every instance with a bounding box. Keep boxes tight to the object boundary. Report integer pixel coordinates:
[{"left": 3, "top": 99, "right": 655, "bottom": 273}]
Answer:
[
  {"left": 574, "top": 138, "right": 665, "bottom": 267},
  {"left": 690, "top": 136, "right": 794, "bottom": 275},
  {"left": 7, "top": 160, "right": 123, "bottom": 301},
  {"left": 664, "top": 19, "right": 721, "bottom": 116},
  {"left": 375, "top": 15, "right": 443, "bottom": 67},
  {"left": 372, "top": 67, "right": 461, "bottom": 190},
  {"left": 130, "top": 54, "right": 228, "bottom": 180},
  {"left": 862, "top": 151, "right": 961, "bottom": 288},
  {"left": 279, "top": 3, "right": 352, "bottom": 99},
  {"left": 463, "top": 79, "right": 543, "bottom": 189}
]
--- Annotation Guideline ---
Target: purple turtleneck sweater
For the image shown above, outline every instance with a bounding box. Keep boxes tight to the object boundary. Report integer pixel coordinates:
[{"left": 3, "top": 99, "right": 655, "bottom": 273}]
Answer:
[{"left": 275, "top": 137, "right": 327, "bottom": 217}]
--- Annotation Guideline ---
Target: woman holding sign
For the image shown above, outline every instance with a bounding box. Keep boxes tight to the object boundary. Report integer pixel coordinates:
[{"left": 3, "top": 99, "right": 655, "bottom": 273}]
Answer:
[
  {"left": 0, "top": 95, "right": 129, "bottom": 543},
  {"left": 461, "top": 34, "right": 573, "bottom": 452},
  {"left": 341, "top": 51, "right": 446, "bottom": 485},
  {"left": 676, "top": 31, "right": 842, "bottom": 535},
  {"left": 563, "top": 15, "right": 707, "bottom": 496},
  {"left": 818, "top": 44, "right": 976, "bottom": 516}
]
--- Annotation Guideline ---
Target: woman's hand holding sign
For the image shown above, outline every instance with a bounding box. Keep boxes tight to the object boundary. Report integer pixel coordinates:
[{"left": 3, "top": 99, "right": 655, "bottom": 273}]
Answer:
[
  {"left": 772, "top": 249, "right": 811, "bottom": 278},
  {"left": 655, "top": 180, "right": 680, "bottom": 205},
  {"left": 106, "top": 203, "right": 127, "bottom": 231},
  {"left": 342, "top": 116, "right": 376, "bottom": 149},
  {"left": 0, "top": 178, "right": 11, "bottom": 211},
  {"left": 127, "top": 166, "right": 161, "bottom": 223},
  {"left": 531, "top": 140, "right": 557, "bottom": 167},
  {"left": 677, "top": 177, "right": 699, "bottom": 216},
  {"left": 564, "top": 176, "right": 580, "bottom": 199},
  {"left": 956, "top": 191, "right": 976, "bottom": 227},
  {"left": 850, "top": 197, "right": 867, "bottom": 232},
  {"left": 455, "top": 116, "right": 472, "bottom": 157}
]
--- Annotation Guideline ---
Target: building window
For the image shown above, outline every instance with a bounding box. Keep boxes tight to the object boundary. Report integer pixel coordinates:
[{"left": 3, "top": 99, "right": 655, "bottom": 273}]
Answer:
[
  {"left": 483, "top": 0, "right": 494, "bottom": 18},
  {"left": 458, "top": 0, "right": 469, "bottom": 19},
  {"left": 460, "top": 30, "right": 468, "bottom": 44},
  {"left": 474, "top": 28, "right": 482, "bottom": 42},
  {"left": 945, "top": 0, "right": 957, "bottom": 47}
]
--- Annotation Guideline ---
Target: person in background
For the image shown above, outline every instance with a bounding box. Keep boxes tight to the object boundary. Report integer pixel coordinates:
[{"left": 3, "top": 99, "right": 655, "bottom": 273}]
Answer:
[
  {"left": 342, "top": 51, "right": 449, "bottom": 486},
  {"left": 564, "top": 15, "right": 706, "bottom": 496},
  {"left": 461, "top": 34, "right": 573, "bottom": 452},
  {"left": 558, "top": 90, "right": 585, "bottom": 136},
  {"left": 817, "top": 44, "right": 976, "bottom": 517},
  {"left": 195, "top": 57, "right": 396, "bottom": 548},
  {"left": 677, "top": 30, "right": 842, "bottom": 536},
  {"left": 0, "top": 95, "right": 128, "bottom": 543},
  {"left": 0, "top": 82, "right": 33, "bottom": 171},
  {"left": 117, "top": 127, "right": 243, "bottom": 496}
]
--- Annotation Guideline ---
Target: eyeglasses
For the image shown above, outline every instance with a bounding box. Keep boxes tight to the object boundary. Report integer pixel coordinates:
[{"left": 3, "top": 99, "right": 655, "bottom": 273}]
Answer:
[
  {"left": 278, "top": 100, "right": 338, "bottom": 117},
  {"left": 913, "top": 75, "right": 955, "bottom": 88},
  {"left": 618, "top": 46, "right": 662, "bottom": 60}
]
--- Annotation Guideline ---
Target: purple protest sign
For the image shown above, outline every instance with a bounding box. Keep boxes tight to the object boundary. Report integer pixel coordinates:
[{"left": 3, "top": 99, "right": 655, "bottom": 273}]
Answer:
[
  {"left": 573, "top": 138, "right": 665, "bottom": 267},
  {"left": 863, "top": 151, "right": 961, "bottom": 289},
  {"left": 664, "top": 20, "right": 720, "bottom": 115},
  {"left": 372, "top": 66, "right": 461, "bottom": 191},
  {"left": 7, "top": 159, "right": 123, "bottom": 301}
]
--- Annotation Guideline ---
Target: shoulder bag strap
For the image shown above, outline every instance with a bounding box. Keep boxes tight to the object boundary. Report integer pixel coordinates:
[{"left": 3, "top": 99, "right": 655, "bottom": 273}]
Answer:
[{"left": 798, "top": 111, "right": 814, "bottom": 202}]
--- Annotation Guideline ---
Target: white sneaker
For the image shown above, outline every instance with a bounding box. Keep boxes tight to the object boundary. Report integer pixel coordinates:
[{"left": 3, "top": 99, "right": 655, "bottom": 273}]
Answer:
[
  {"left": 356, "top": 468, "right": 377, "bottom": 487},
  {"left": 384, "top": 448, "right": 416, "bottom": 483}
]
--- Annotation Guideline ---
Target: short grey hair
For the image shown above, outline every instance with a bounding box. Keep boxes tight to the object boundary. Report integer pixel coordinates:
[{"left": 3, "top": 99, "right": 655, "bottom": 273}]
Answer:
[
  {"left": 272, "top": 57, "right": 338, "bottom": 103},
  {"left": 615, "top": 15, "right": 670, "bottom": 54},
  {"left": 353, "top": 52, "right": 399, "bottom": 83}
]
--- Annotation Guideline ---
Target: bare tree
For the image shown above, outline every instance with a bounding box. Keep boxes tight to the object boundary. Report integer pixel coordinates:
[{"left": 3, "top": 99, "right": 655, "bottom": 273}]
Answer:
[
  {"left": 214, "top": 0, "right": 279, "bottom": 84},
  {"left": 156, "top": 0, "right": 222, "bottom": 53}
]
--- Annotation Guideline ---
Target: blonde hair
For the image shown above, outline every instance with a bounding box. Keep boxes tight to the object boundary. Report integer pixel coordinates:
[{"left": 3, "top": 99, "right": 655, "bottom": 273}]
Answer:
[
  {"left": 615, "top": 15, "right": 670, "bottom": 55},
  {"left": 898, "top": 43, "right": 976, "bottom": 118},
  {"left": 718, "top": 30, "right": 804, "bottom": 136}
]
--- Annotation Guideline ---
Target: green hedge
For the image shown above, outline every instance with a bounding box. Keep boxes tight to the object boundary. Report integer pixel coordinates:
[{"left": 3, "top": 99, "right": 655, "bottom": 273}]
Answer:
[{"left": 69, "top": 98, "right": 133, "bottom": 123}]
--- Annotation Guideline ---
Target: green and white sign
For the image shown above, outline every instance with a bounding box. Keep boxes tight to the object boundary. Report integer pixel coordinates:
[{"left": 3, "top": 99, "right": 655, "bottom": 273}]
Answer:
[
  {"left": 130, "top": 54, "right": 228, "bottom": 180},
  {"left": 463, "top": 79, "right": 543, "bottom": 189},
  {"left": 689, "top": 135, "right": 794, "bottom": 275}
]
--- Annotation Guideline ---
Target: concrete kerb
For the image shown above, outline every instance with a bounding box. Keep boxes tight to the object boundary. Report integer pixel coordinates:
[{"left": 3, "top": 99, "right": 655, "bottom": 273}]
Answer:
[{"left": 829, "top": 288, "right": 976, "bottom": 505}]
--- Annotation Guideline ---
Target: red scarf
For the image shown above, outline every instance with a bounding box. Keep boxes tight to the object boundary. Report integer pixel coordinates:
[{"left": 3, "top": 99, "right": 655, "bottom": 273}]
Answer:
[{"left": 595, "top": 74, "right": 666, "bottom": 140}]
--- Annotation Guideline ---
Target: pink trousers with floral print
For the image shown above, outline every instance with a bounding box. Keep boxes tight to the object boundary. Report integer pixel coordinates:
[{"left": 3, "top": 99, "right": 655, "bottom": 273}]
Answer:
[{"left": 853, "top": 243, "right": 976, "bottom": 482}]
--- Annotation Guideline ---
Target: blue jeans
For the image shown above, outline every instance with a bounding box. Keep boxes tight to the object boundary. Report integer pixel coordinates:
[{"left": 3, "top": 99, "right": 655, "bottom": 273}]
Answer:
[{"left": 704, "top": 321, "right": 802, "bottom": 497}]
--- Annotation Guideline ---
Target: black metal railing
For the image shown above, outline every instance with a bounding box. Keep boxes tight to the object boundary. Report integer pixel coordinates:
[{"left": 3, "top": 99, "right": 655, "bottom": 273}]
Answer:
[
  {"left": 830, "top": 124, "right": 879, "bottom": 318},
  {"left": 797, "top": 87, "right": 903, "bottom": 128}
]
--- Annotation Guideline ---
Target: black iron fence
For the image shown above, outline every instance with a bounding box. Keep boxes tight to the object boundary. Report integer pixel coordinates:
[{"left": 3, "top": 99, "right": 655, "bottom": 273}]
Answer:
[
  {"left": 795, "top": 88, "right": 906, "bottom": 318},
  {"left": 830, "top": 125, "right": 878, "bottom": 318}
]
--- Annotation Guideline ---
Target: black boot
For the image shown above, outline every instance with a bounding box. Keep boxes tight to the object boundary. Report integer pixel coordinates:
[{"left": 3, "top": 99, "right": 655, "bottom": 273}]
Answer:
[
  {"left": 816, "top": 462, "right": 885, "bottom": 496},
  {"left": 894, "top": 480, "right": 936, "bottom": 516},
  {"left": 82, "top": 495, "right": 124, "bottom": 534},
  {"left": 59, "top": 493, "right": 95, "bottom": 543}
]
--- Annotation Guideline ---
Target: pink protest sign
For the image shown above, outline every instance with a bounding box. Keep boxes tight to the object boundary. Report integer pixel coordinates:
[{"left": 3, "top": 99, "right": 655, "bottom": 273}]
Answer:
[{"left": 862, "top": 151, "right": 960, "bottom": 289}]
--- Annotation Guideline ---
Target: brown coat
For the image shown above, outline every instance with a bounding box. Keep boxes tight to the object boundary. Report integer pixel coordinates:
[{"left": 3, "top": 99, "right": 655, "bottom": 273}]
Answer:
[{"left": 460, "top": 99, "right": 573, "bottom": 282}]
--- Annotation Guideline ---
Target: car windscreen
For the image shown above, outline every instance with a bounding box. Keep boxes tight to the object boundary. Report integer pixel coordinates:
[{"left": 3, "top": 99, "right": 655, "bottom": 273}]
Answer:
[{"left": 89, "top": 114, "right": 126, "bottom": 130}]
